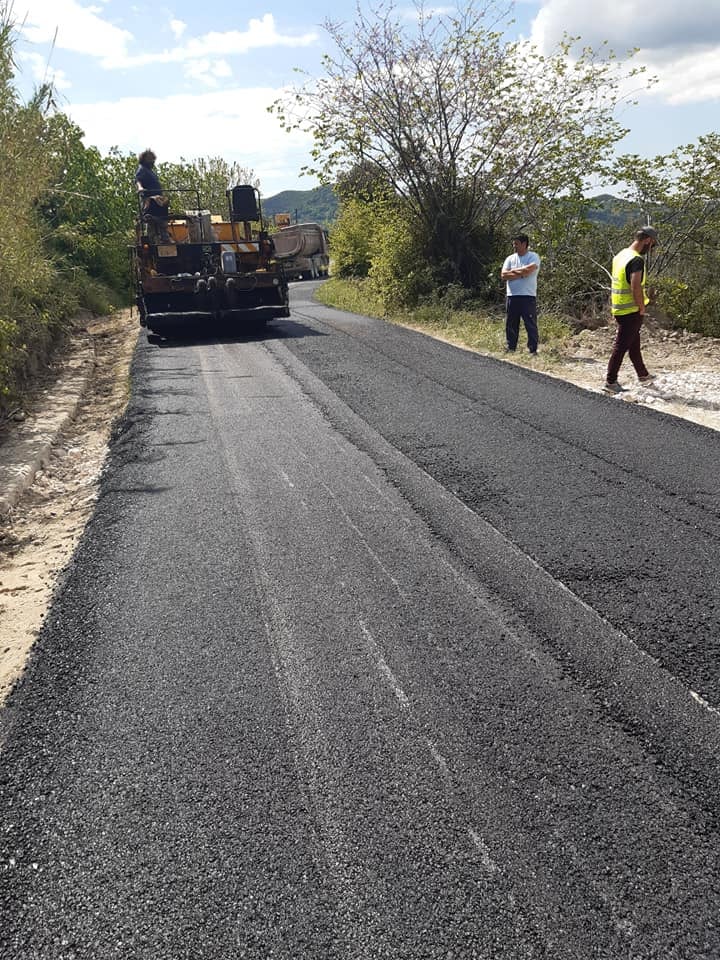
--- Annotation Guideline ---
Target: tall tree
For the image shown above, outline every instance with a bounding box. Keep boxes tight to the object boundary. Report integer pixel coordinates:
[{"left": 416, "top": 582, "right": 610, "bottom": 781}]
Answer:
[
  {"left": 40, "top": 117, "right": 138, "bottom": 291},
  {"left": 612, "top": 134, "right": 720, "bottom": 277},
  {"left": 273, "top": 0, "right": 646, "bottom": 287},
  {"left": 158, "top": 156, "right": 259, "bottom": 218}
]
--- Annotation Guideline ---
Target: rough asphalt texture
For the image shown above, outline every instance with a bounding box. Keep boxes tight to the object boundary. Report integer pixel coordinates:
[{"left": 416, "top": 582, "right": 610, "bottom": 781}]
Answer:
[{"left": 1, "top": 284, "right": 719, "bottom": 958}]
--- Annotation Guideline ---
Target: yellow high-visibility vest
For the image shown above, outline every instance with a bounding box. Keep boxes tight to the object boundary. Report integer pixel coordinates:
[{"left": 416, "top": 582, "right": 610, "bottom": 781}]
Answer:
[{"left": 611, "top": 247, "right": 648, "bottom": 316}]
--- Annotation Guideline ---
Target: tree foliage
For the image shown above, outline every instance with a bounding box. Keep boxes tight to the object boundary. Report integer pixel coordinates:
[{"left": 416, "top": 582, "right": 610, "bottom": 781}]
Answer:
[
  {"left": 0, "top": 6, "right": 74, "bottom": 407},
  {"left": 273, "top": 0, "right": 645, "bottom": 289},
  {"left": 158, "top": 156, "right": 259, "bottom": 217},
  {"left": 334, "top": 161, "right": 394, "bottom": 205},
  {"left": 330, "top": 198, "right": 376, "bottom": 278},
  {"left": 613, "top": 135, "right": 720, "bottom": 277},
  {"left": 39, "top": 116, "right": 138, "bottom": 294}
]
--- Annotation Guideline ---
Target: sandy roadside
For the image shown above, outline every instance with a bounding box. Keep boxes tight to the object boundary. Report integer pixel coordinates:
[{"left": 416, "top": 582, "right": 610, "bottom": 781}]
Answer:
[{"left": 0, "top": 310, "right": 138, "bottom": 705}]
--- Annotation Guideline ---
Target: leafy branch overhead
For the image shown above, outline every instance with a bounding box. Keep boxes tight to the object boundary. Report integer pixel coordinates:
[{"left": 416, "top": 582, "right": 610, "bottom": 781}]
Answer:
[{"left": 271, "top": 0, "right": 647, "bottom": 287}]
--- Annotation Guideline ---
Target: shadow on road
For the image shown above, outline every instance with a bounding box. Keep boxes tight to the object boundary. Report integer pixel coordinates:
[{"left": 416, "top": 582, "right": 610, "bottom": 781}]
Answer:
[{"left": 146, "top": 316, "right": 325, "bottom": 348}]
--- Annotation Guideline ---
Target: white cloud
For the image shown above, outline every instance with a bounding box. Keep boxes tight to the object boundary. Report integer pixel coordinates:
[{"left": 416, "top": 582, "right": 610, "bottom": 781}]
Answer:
[
  {"left": 214, "top": 61, "right": 232, "bottom": 78},
  {"left": 183, "top": 58, "right": 233, "bottom": 88},
  {"left": 530, "top": 0, "right": 720, "bottom": 106},
  {"left": 66, "top": 86, "right": 316, "bottom": 194},
  {"left": 104, "top": 15, "right": 316, "bottom": 70},
  {"left": 169, "top": 19, "right": 186, "bottom": 41},
  {"left": 16, "top": 0, "right": 133, "bottom": 60},
  {"left": 16, "top": 5, "right": 316, "bottom": 74},
  {"left": 648, "top": 48, "right": 720, "bottom": 105},
  {"left": 530, "top": 0, "right": 720, "bottom": 53}
]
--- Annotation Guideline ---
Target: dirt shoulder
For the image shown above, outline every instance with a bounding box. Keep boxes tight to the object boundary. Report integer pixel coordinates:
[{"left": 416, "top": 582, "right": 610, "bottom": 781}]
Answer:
[
  {"left": 0, "top": 310, "right": 138, "bottom": 704},
  {"left": 407, "top": 317, "right": 720, "bottom": 432},
  {"left": 534, "top": 320, "right": 720, "bottom": 432},
  {"left": 1, "top": 308, "right": 719, "bottom": 705}
]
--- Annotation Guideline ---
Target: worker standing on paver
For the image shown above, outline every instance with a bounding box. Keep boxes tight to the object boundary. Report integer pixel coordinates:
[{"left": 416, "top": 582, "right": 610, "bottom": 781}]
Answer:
[{"left": 135, "top": 149, "right": 171, "bottom": 244}]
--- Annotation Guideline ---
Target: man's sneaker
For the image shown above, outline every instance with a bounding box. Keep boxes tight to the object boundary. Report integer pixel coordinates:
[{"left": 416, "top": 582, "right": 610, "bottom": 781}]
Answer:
[
  {"left": 638, "top": 374, "right": 656, "bottom": 385},
  {"left": 603, "top": 381, "right": 625, "bottom": 395}
]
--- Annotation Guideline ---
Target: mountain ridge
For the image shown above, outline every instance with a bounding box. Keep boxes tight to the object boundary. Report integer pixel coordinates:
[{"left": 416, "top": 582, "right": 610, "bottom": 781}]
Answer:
[
  {"left": 260, "top": 186, "right": 641, "bottom": 230},
  {"left": 262, "top": 185, "right": 337, "bottom": 227}
]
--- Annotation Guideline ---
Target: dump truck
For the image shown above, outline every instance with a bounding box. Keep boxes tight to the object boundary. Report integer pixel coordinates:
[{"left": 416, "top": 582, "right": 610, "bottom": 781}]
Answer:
[
  {"left": 272, "top": 222, "right": 330, "bottom": 281},
  {"left": 132, "top": 185, "right": 290, "bottom": 337}
]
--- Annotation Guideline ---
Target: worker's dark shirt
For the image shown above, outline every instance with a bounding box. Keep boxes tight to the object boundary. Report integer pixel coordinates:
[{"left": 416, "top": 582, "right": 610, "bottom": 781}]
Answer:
[
  {"left": 625, "top": 256, "right": 644, "bottom": 283},
  {"left": 135, "top": 164, "right": 167, "bottom": 218}
]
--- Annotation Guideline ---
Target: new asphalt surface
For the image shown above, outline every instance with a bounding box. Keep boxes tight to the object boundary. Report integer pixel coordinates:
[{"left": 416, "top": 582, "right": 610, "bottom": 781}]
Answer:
[{"left": 1, "top": 283, "right": 719, "bottom": 958}]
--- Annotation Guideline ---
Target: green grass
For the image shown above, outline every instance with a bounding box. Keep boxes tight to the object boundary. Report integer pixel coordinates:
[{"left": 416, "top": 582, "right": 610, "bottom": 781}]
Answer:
[
  {"left": 315, "top": 278, "right": 385, "bottom": 317},
  {"left": 315, "top": 278, "right": 575, "bottom": 362},
  {"left": 73, "top": 275, "right": 126, "bottom": 316}
]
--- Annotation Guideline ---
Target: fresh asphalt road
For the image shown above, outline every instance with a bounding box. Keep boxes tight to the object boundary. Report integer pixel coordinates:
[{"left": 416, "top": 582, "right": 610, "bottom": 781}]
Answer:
[{"left": 1, "top": 283, "right": 719, "bottom": 959}]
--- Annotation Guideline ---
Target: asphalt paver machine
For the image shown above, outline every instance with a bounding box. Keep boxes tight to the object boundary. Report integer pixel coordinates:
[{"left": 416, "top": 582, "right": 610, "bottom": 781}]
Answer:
[{"left": 132, "top": 184, "right": 290, "bottom": 337}]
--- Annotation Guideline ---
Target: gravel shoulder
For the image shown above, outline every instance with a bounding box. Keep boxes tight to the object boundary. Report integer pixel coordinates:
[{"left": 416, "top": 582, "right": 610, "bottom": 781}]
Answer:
[{"left": 1, "top": 305, "right": 718, "bottom": 704}]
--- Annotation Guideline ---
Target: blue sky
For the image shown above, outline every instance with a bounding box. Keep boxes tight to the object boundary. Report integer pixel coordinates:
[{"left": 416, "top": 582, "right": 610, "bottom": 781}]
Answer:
[{"left": 11, "top": 0, "right": 720, "bottom": 198}]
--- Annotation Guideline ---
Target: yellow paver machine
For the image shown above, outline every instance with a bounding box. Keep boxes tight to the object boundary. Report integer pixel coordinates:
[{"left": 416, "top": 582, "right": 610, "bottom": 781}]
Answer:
[{"left": 132, "top": 185, "right": 290, "bottom": 337}]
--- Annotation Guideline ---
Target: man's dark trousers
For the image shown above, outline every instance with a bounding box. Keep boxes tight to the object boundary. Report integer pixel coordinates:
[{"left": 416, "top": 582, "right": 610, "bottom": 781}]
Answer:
[
  {"left": 506, "top": 296, "right": 538, "bottom": 353},
  {"left": 607, "top": 311, "right": 649, "bottom": 383}
]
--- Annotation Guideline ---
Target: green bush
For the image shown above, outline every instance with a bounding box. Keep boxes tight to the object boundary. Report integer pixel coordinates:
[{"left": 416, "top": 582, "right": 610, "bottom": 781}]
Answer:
[
  {"left": 0, "top": 19, "right": 136, "bottom": 410},
  {"left": 330, "top": 195, "right": 456, "bottom": 309},
  {"left": 329, "top": 198, "right": 376, "bottom": 277},
  {"left": 686, "top": 291, "right": 720, "bottom": 338},
  {"left": 70, "top": 274, "right": 123, "bottom": 316},
  {"left": 0, "top": 204, "right": 77, "bottom": 407},
  {"left": 652, "top": 276, "right": 692, "bottom": 329},
  {"left": 367, "top": 212, "right": 435, "bottom": 308},
  {"left": 651, "top": 237, "right": 720, "bottom": 339},
  {"left": 653, "top": 275, "right": 720, "bottom": 338}
]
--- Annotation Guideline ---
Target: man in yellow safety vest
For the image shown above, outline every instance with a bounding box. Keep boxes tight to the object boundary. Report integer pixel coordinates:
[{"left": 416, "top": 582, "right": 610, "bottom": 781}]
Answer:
[{"left": 604, "top": 227, "right": 658, "bottom": 394}]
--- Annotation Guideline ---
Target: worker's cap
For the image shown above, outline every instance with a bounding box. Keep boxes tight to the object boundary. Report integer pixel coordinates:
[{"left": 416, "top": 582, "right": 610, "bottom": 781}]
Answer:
[{"left": 635, "top": 226, "right": 658, "bottom": 241}]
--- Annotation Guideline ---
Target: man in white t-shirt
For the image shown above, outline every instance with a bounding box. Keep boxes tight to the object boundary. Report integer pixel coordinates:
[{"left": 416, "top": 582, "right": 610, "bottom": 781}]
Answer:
[{"left": 500, "top": 233, "right": 541, "bottom": 354}]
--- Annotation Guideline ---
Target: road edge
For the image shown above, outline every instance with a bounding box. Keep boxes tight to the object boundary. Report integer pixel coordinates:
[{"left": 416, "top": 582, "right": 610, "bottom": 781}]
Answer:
[{"left": 0, "top": 338, "right": 96, "bottom": 518}]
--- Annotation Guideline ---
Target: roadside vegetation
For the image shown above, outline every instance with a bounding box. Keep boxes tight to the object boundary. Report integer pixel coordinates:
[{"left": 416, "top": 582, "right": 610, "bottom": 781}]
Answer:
[
  {"left": 0, "top": 6, "right": 257, "bottom": 414},
  {"left": 274, "top": 0, "right": 720, "bottom": 352}
]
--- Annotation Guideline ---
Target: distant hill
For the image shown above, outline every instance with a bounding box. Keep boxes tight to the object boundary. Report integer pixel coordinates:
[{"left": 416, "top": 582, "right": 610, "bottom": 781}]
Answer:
[
  {"left": 585, "top": 194, "right": 643, "bottom": 227},
  {"left": 260, "top": 187, "right": 641, "bottom": 231},
  {"left": 262, "top": 185, "right": 338, "bottom": 228}
]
